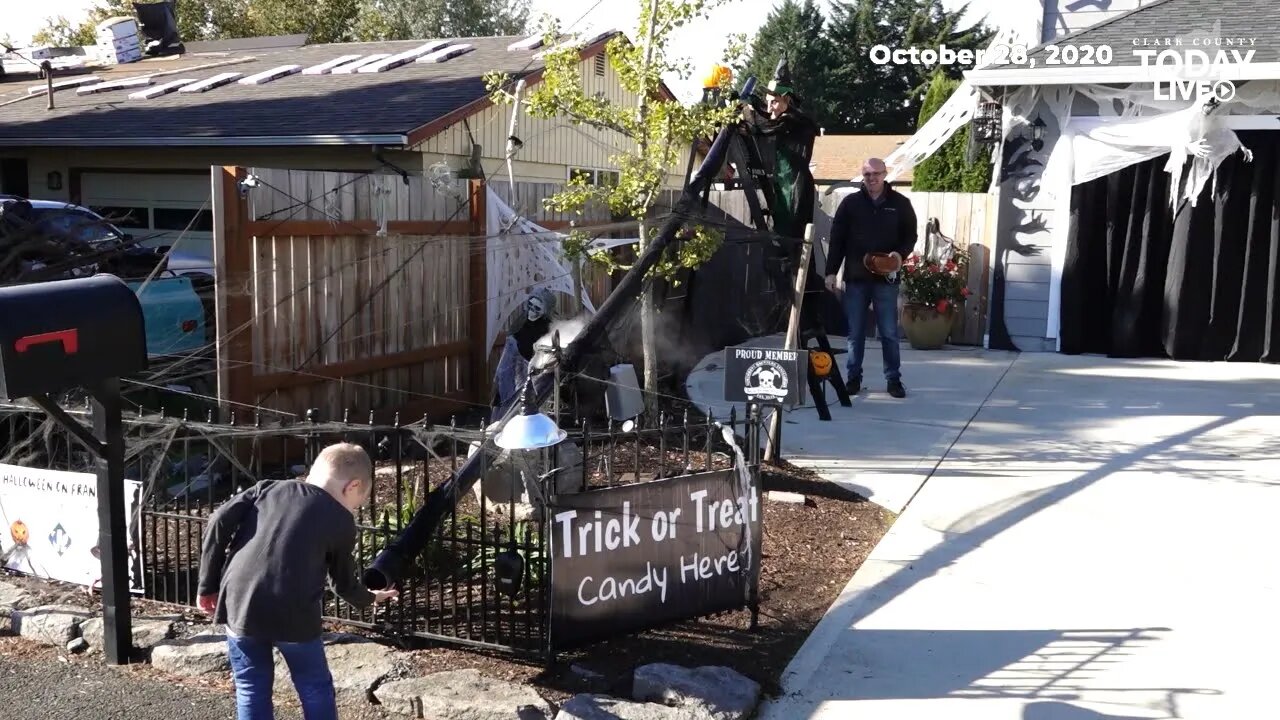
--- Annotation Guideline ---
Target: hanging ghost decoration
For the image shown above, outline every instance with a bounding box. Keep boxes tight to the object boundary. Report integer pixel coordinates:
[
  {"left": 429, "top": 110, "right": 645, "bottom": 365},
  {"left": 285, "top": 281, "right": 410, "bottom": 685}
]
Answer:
[{"left": 526, "top": 288, "right": 554, "bottom": 323}]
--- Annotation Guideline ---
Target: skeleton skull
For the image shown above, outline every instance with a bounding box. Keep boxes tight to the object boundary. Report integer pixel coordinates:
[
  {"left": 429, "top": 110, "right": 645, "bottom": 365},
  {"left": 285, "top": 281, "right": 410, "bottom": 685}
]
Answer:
[
  {"left": 757, "top": 369, "right": 778, "bottom": 389},
  {"left": 527, "top": 296, "right": 547, "bottom": 322}
]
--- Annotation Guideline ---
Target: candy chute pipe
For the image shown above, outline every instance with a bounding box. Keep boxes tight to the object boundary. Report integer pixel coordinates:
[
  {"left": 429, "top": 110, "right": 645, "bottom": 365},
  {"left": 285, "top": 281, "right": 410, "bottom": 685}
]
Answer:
[{"left": 363, "top": 77, "right": 757, "bottom": 590}]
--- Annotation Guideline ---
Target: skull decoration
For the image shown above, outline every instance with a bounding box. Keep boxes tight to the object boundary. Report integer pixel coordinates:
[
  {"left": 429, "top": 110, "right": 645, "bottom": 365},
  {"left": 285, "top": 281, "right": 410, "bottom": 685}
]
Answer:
[
  {"left": 527, "top": 295, "right": 547, "bottom": 322},
  {"left": 757, "top": 369, "right": 778, "bottom": 389},
  {"left": 525, "top": 287, "right": 556, "bottom": 323}
]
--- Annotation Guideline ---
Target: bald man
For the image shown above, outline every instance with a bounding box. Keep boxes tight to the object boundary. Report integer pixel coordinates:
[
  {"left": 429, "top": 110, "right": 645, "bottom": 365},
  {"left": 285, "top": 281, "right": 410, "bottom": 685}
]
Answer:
[{"left": 824, "top": 158, "right": 917, "bottom": 398}]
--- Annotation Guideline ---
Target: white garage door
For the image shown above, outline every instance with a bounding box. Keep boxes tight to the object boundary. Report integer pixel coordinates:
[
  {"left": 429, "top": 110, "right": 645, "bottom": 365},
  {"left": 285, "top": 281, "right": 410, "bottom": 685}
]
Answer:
[{"left": 80, "top": 172, "right": 214, "bottom": 260}]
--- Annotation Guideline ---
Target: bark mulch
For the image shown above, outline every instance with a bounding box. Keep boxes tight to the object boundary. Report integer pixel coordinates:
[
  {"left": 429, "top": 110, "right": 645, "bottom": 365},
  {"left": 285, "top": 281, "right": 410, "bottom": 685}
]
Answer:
[{"left": 2, "top": 459, "right": 894, "bottom": 705}]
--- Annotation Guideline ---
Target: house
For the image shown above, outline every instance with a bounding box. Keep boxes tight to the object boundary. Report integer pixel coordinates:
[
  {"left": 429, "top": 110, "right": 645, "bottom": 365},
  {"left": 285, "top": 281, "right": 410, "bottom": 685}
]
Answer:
[
  {"left": 961, "top": 0, "right": 1280, "bottom": 362},
  {"left": 0, "top": 28, "right": 681, "bottom": 262},
  {"left": 811, "top": 134, "right": 913, "bottom": 190}
]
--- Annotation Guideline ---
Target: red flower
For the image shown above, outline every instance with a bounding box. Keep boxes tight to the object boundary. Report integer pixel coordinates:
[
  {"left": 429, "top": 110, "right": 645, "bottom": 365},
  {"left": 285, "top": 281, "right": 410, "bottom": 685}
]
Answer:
[
  {"left": 961, "top": 287, "right": 972, "bottom": 297},
  {"left": 936, "top": 299, "right": 949, "bottom": 313},
  {"left": 945, "top": 260, "right": 956, "bottom": 272},
  {"left": 928, "top": 264, "right": 939, "bottom": 273}
]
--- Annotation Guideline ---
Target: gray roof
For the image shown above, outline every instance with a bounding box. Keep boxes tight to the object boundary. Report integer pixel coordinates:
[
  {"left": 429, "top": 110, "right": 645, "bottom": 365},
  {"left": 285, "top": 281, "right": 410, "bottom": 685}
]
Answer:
[
  {"left": 0, "top": 33, "right": 616, "bottom": 147},
  {"left": 1025, "top": 0, "right": 1280, "bottom": 67}
]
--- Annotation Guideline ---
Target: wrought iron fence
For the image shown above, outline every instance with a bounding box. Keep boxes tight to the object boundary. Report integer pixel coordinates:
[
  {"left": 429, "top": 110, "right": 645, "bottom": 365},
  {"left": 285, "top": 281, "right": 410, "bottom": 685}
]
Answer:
[{"left": 0, "top": 399, "right": 762, "bottom": 659}]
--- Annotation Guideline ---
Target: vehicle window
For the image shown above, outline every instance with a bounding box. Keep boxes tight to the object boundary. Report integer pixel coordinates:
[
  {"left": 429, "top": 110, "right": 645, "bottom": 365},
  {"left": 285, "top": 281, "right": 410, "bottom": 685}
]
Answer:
[{"left": 32, "top": 208, "right": 121, "bottom": 244}]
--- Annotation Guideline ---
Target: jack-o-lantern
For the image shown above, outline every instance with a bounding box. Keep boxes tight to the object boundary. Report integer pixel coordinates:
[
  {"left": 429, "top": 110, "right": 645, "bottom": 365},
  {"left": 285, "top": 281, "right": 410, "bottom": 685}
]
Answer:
[
  {"left": 809, "top": 350, "right": 833, "bottom": 378},
  {"left": 10, "top": 520, "right": 29, "bottom": 546}
]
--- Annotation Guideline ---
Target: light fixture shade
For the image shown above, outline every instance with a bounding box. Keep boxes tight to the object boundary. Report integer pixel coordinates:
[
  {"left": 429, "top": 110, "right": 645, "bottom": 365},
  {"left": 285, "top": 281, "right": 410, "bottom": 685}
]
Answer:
[{"left": 494, "top": 412, "right": 567, "bottom": 450}]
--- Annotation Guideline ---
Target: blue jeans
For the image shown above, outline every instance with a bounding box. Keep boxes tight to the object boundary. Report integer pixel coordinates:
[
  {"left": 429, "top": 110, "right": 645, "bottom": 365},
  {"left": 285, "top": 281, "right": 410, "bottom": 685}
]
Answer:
[
  {"left": 226, "top": 634, "right": 336, "bottom": 720},
  {"left": 843, "top": 280, "right": 902, "bottom": 383}
]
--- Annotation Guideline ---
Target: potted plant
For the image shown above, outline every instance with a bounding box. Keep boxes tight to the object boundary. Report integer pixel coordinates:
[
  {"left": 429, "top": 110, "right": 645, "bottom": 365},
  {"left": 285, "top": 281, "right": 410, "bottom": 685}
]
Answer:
[{"left": 899, "top": 246, "right": 971, "bottom": 350}]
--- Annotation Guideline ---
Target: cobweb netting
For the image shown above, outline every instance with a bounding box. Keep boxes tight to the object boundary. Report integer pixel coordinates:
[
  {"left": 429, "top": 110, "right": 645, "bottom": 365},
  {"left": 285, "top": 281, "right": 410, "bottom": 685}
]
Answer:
[{"left": 485, "top": 188, "right": 639, "bottom": 356}]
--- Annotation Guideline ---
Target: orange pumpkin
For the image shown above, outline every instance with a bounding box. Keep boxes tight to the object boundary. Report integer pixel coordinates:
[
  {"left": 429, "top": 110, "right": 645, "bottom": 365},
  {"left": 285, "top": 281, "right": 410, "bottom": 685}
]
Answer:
[
  {"left": 10, "top": 520, "right": 29, "bottom": 546},
  {"left": 809, "top": 350, "right": 833, "bottom": 378}
]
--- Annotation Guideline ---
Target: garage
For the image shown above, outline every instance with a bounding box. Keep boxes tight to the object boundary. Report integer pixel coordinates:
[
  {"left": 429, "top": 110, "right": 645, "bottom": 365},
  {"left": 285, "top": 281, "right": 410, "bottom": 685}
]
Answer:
[
  {"left": 959, "top": 0, "right": 1280, "bottom": 361},
  {"left": 1059, "top": 130, "right": 1280, "bottom": 363},
  {"left": 77, "top": 170, "right": 214, "bottom": 259}
]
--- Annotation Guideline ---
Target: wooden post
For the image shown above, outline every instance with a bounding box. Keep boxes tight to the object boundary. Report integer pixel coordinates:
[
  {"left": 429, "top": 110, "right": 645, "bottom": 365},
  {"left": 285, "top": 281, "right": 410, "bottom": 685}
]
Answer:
[
  {"left": 468, "top": 178, "right": 490, "bottom": 407},
  {"left": 215, "top": 166, "right": 254, "bottom": 418},
  {"left": 765, "top": 223, "right": 814, "bottom": 462}
]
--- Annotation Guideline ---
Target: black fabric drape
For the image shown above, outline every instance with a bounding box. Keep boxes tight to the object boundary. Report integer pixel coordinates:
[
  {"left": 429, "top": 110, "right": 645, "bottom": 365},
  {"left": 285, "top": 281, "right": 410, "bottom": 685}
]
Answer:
[{"left": 1061, "top": 130, "right": 1280, "bottom": 363}]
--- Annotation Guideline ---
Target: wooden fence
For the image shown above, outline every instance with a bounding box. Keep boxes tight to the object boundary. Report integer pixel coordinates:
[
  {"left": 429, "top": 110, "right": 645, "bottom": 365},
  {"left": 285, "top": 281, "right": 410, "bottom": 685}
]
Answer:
[
  {"left": 209, "top": 168, "right": 645, "bottom": 421},
  {"left": 213, "top": 166, "right": 481, "bottom": 422},
  {"left": 895, "top": 190, "right": 997, "bottom": 346}
]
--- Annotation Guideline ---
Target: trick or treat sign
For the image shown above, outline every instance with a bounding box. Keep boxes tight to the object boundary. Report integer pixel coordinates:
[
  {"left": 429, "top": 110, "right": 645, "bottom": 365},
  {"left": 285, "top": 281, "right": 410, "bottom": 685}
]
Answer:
[
  {"left": 0, "top": 464, "right": 145, "bottom": 593},
  {"left": 723, "top": 346, "right": 805, "bottom": 407},
  {"left": 548, "top": 469, "right": 762, "bottom": 650}
]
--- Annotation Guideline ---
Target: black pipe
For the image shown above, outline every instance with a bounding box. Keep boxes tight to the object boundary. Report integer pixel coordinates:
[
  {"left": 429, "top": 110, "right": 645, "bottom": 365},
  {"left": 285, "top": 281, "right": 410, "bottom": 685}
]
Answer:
[{"left": 363, "top": 77, "right": 757, "bottom": 590}]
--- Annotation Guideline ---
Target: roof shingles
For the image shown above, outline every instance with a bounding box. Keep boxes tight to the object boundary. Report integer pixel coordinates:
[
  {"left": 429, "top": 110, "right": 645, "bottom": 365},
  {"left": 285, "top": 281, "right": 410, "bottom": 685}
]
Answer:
[
  {"left": 0, "top": 35, "right": 587, "bottom": 145},
  {"left": 1023, "top": 0, "right": 1280, "bottom": 68}
]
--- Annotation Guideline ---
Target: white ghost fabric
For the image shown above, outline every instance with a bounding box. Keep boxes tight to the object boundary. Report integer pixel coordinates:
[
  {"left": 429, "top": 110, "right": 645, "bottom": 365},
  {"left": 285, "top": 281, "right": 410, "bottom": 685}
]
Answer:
[
  {"left": 851, "top": 26, "right": 1025, "bottom": 185},
  {"left": 484, "top": 187, "right": 640, "bottom": 355}
]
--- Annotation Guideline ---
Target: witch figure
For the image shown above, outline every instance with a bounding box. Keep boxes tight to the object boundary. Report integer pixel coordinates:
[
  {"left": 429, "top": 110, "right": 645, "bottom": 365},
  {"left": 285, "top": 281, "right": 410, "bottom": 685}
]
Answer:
[
  {"left": 749, "top": 57, "right": 819, "bottom": 240},
  {"left": 744, "top": 57, "right": 847, "bottom": 335}
]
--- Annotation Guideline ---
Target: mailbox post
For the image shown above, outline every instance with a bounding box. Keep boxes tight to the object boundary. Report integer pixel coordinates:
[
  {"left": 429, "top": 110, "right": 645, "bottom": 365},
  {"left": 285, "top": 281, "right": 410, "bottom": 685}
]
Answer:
[{"left": 0, "top": 275, "right": 148, "bottom": 665}]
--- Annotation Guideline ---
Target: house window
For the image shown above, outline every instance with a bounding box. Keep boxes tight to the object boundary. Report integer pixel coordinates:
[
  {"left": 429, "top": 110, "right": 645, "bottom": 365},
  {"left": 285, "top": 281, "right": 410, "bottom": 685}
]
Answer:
[
  {"left": 153, "top": 207, "right": 214, "bottom": 232},
  {"left": 568, "top": 167, "right": 621, "bottom": 187},
  {"left": 594, "top": 54, "right": 606, "bottom": 77},
  {"left": 91, "top": 206, "right": 150, "bottom": 229}
]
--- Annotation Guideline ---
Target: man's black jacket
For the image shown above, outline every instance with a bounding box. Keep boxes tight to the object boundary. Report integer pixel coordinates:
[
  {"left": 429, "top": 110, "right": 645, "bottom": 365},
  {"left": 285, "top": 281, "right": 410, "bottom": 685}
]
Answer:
[{"left": 826, "top": 187, "right": 918, "bottom": 284}]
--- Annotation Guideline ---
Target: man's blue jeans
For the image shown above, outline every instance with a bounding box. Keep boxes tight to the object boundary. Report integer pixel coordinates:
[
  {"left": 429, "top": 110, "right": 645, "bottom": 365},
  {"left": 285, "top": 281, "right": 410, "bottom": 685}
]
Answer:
[
  {"left": 842, "top": 279, "right": 902, "bottom": 383},
  {"left": 226, "top": 634, "right": 337, "bottom": 720}
]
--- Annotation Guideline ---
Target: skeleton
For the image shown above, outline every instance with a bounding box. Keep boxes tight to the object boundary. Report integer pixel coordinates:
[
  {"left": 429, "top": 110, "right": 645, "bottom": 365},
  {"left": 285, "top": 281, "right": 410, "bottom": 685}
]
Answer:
[{"left": 526, "top": 293, "right": 549, "bottom": 323}]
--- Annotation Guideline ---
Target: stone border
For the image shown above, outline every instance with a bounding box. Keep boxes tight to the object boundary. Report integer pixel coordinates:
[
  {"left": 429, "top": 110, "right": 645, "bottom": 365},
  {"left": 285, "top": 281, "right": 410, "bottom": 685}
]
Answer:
[{"left": 3, "top": 580, "right": 763, "bottom": 719}]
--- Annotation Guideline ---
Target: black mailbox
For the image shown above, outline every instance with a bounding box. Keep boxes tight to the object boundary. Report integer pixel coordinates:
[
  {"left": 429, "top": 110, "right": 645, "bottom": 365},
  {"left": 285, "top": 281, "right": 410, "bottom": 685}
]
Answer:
[{"left": 0, "top": 275, "right": 147, "bottom": 400}]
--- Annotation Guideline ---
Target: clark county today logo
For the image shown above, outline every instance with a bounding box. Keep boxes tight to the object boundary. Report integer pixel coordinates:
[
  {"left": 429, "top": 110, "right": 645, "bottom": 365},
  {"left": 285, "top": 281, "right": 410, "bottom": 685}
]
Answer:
[{"left": 1132, "top": 36, "right": 1256, "bottom": 103}]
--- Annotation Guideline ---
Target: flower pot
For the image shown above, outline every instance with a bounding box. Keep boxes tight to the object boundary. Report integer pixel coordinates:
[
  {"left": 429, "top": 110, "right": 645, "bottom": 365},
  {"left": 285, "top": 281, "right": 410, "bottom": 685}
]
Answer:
[{"left": 902, "top": 304, "right": 954, "bottom": 350}]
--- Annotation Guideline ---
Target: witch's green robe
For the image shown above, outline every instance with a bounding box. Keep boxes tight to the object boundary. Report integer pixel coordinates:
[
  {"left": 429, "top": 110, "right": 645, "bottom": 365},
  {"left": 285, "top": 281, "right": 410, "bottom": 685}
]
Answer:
[{"left": 753, "top": 106, "right": 819, "bottom": 239}]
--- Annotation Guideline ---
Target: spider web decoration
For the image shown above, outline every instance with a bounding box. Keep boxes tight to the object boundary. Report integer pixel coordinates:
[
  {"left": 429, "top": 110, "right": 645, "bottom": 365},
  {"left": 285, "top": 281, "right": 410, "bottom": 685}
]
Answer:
[
  {"left": 484, "top": 188, "right": 638, "bottom": 355},
  {"left": 427, "top": 162, "right": 468, "bottom": 202}
]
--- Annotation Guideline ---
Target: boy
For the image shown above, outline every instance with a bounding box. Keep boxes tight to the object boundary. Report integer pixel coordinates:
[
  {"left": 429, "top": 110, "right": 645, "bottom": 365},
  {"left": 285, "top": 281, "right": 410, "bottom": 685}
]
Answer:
[{"left": 197, "top": 443, "right": 398, "bottom": 720}]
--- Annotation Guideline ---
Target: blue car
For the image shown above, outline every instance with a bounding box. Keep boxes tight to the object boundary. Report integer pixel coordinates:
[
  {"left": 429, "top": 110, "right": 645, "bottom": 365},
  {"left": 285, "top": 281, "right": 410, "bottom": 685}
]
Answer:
[{"left": 0, "top": 195, "right": 212, "bottom": 359}]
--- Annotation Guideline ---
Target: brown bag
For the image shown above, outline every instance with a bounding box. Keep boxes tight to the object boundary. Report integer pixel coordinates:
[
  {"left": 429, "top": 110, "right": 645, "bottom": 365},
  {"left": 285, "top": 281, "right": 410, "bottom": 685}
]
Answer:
[{"left": 863, "top": 252, "right": 901, "bottom": 276}]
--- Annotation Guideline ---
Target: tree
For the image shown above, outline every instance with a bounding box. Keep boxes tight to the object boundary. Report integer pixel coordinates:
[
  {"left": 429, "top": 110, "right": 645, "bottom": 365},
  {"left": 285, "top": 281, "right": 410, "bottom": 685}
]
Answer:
[
  {"left": 244, "top": 0, "right": 363, "bottom": 43},
  {"left": 355, "top": 0, "right": 530, "bottom": 41},
  {"left": 910, "top": 70, "right": 990, "bottom": 192},
  {"left": 822, "top": 0, "right": 992, "bottom": 133},
  {"left": 484, "top": 0, "right": 742, "bottom": 413},
  {"left": 32, "top": 16, "right": 97, "bottom": 48},
  {"left": 736, "top": 0, "right": 837, "bottom": 132}
]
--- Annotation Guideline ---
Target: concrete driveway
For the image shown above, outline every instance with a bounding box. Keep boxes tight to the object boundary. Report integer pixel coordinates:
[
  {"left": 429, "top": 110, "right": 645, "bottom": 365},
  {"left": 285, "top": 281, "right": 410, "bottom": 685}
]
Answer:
[{"left": 688, "top": 338, "right": 1280, "bottom": 719}]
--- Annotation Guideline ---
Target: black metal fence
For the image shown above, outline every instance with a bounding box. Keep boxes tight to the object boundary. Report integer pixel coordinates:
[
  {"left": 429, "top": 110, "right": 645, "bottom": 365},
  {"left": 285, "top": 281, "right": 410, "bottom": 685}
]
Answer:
[{"left": 0, "top": 399, "right": 763, "bottom": 659}]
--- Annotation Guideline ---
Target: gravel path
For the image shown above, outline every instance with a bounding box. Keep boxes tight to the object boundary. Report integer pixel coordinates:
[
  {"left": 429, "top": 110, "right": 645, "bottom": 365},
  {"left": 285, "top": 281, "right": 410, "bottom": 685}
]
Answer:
[{"left": 0, "top": 654, "right": 398, "bottom": 720}]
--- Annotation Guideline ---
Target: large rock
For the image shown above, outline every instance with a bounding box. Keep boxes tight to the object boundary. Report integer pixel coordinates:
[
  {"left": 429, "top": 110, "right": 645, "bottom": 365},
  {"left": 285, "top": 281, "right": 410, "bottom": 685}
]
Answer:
[
  {"left": 0, "top": 581, "right": 35, "bottom": 631},
  {"left": 275, "top": 637, "right": 399, "bottom": 706},
  {"left": 81, "top": 616, "right": 178, "bottom": 655},
  {"left": 151, "top": 630, "right": 230, "bottom": 676},
  {"left": 555, "top": 694, "right": 694, "bottom": 720},
  {"left": 632, "top": 665, "right": 760, "bottom": 720},
  {"left": 469, "top": 440, "right": 584, "bottom": 522},
  {"left": 9, "top": 605, "right": 93, "bottom": 646},
  {"left": 374, "top": 668, "right": 552, "bottom": 719},
  {"left": 0, "top": 581, "right": 34, "bottom": 611}
]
